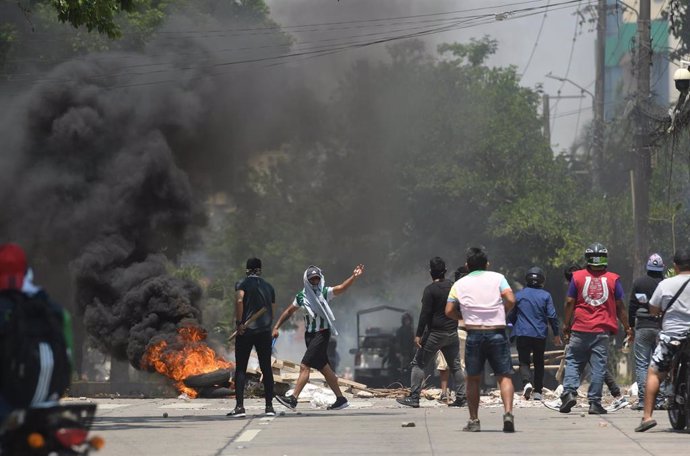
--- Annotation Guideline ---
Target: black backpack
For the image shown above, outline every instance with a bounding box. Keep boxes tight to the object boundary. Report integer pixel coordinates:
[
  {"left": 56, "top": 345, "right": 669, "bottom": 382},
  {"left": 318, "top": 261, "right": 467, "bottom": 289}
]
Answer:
[{"left": 0, "top": 290, "right": 71, "bottom": 407}]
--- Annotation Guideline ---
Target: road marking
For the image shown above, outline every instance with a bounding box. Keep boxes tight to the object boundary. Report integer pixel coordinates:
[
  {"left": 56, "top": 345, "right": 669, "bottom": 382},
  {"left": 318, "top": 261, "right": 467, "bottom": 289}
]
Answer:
[
  {"left": 235, "top": 429, "right": 261, "bottom": 442},
  {"left": 95, "top": 404, "right": 131, "bottom": 410}
]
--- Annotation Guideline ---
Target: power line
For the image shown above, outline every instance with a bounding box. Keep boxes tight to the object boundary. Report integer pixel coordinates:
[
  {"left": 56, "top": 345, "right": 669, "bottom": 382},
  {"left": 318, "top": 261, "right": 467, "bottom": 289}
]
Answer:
[
  {"left": 12, "top": 0, "right": 576, "bottom": 42},
  {"left": 2, "top": 0, "right": 583, "bottom": 89},
  {"left": 2, "top": 0, "right": 580, "bottom": 79},
  {"left": 550, "top": 12, "right": 581, "bottom": 130},
  {"left": 520, "top": 0, "right": 551, "bottom": 80}
]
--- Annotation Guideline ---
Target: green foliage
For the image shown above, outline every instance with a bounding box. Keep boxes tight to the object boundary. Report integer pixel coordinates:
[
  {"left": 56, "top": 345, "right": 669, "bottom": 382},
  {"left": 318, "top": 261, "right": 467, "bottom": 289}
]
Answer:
[
  {"left": 437, "top": 36, "right": 498, "bottom": 67},
  {"left": 218, "top": 38, "right": 590, "bottom": 292},
  {"left": 663, "top": 0, "right": 690, "bottom": 61},
  {"left": 50, "top": 0, "right": 136, "bottom": 38},
  {"left": 0, "top": 22, "right": 17, "bottom": 69},
  {"left": 1, "top": 0, "right": 280, "bottom": 69}
]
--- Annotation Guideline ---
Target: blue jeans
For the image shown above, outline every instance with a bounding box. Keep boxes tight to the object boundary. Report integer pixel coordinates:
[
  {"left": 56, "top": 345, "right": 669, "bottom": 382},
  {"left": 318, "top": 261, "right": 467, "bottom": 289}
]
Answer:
[
  {"left": 465, "top": 329, "right": 513, "bottom": 377},
  {"left": 563, "top": 331, "right": 609, "bottom": 404},
  {"left": 634, "top": 327, "right": 659, "bottom": 402}
]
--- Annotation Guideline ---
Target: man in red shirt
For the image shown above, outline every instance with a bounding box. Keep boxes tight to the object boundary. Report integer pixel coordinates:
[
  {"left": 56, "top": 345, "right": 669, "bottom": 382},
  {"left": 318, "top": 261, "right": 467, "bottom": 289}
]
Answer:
[{"left": 560, "top": 243, "right": 633, "bottom": 414}]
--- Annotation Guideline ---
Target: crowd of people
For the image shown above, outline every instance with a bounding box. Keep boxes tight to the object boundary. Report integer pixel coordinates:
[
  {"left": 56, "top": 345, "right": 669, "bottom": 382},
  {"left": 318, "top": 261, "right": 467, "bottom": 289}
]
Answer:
[
  {"left": 1, "top": 241, "right": 689, "bottom": 437},
  {"left": 394, "top": 244, "right": 690, "bottom": 433}
]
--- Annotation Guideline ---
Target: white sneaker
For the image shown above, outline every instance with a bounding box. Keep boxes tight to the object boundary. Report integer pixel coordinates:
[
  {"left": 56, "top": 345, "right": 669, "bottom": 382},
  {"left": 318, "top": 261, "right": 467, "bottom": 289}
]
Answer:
[
  {"left": 523, "top": 383, "right": 533, "bottom": 399},
  {"left": 532, "top": 392, "right": 543, "bottom": 401},
  {"left": 544, "top": 398, "right": 561, "bottom": 411},
  {"left": 607, "top": 396, "right": 629, "bottom": 412}
]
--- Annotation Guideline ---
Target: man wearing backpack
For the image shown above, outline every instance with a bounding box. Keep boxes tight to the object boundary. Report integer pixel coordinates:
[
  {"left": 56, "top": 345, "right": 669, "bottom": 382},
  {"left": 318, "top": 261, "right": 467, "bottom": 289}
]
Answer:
[{"left": 0, "top": 243, "right": 72, "bottom": 423}]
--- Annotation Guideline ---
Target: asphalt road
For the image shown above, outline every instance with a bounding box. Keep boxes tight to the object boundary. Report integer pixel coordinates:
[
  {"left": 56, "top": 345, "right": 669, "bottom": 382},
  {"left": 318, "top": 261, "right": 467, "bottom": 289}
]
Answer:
[{"left": 80, "top": 396, "right": 689, "bottom": 456}]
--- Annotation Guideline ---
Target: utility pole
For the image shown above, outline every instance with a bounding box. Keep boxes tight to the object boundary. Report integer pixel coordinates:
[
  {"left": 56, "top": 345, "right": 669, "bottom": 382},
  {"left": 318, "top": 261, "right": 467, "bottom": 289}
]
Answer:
[
  {"left": 543, "top": 93, "right": 551, "bottom": 144},
  {"left": 633, "top": 0, "right": 651, "bottom": 278},
  {"left": 592, "top": 0, "right": 606, "bottom": 190}
]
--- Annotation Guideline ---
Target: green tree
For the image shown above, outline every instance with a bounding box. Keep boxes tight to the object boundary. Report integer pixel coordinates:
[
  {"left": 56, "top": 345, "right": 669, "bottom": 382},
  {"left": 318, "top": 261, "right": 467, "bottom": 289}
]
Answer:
[{"left": 217, "top": 37, "right": 591, "bottom": 296}]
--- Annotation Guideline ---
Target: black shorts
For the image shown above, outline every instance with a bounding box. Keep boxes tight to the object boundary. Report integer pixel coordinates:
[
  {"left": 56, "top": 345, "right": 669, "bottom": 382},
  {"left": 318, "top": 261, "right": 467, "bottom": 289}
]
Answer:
[{"left": 302, "top": 329, "right": 331, "bottom": 370}]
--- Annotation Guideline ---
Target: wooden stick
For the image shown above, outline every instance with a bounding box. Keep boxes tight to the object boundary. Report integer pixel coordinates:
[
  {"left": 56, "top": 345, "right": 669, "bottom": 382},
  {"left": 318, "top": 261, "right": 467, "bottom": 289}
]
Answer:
[
  {"left": 227, "top": 307, "right": 268, "bottom": 342},
  {"left": 555, "top": 346, "right": 568, "bottom": 382}
]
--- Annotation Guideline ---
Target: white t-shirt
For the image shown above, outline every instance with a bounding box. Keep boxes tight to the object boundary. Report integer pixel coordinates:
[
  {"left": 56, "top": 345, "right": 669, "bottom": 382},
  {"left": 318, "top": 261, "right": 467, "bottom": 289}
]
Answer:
[
  {"left": 649, "top": 274, "right": 690, "bottom": 337},
  {"left": 447, "top": 270, "right": 511, "bottom": 327}
]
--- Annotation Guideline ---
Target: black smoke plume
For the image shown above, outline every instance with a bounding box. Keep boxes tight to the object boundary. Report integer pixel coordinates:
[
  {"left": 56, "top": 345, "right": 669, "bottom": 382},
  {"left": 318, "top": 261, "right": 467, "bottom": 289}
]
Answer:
[{"left": 0, "top": 46, "right": 214, "bottom": 368}]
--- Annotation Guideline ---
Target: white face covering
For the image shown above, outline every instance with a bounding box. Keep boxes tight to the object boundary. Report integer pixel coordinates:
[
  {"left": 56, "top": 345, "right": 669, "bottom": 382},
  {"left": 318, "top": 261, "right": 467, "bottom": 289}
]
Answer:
[{"left": 302, "top": 267, "right": 338, "bottom": 335}]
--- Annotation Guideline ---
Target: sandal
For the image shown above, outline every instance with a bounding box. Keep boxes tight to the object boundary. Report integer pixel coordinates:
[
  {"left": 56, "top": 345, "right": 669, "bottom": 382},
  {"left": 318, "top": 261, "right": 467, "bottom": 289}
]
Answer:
[{"left": 634, "top": 419, "right": 657, "bottom": 432}]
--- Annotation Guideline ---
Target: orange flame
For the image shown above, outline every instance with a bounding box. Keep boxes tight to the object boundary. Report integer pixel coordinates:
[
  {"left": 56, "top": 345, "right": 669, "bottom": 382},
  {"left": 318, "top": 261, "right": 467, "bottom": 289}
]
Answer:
[{"left": 141, "top": 326, "right": 233, "bottom": 398}]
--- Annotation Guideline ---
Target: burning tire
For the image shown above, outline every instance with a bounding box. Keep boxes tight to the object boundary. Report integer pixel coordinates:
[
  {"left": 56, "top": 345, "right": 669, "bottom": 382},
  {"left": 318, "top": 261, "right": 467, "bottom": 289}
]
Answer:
[
  {"left": 183, "top": 369, "right": 232, "bottom": 388},
  {"left": 198, "top": 386, "right": 234, "bottom": 398}
]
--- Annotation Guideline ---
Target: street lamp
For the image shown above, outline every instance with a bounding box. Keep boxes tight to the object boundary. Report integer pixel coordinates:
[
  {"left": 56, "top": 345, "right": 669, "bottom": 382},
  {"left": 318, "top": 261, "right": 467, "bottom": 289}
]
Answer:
[
  {"left": 546, "top": 72, "right": 602, "bottom": 187},
  {"left": 545, "top": 73, "right": 594, "bottom": 100}
]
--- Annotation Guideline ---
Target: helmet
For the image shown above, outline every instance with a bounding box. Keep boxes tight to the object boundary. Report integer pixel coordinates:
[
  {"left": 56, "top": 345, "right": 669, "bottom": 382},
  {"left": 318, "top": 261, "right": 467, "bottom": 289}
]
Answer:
[
  {"left": 525, "top": 266, "right": 545, "bottom": 287},
  {"left": 585, "top": 242, "right": 608, "bottom": 267}
]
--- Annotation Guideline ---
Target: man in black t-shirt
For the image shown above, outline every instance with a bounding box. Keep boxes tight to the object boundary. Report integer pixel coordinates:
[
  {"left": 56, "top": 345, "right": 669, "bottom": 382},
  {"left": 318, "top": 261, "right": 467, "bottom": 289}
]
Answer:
[
  {"left": 227, "top": 257, "right": 276, "bottom": 418},
  {"left": 397, "top": 257, "right": 467, "bottom": 408},
  {"left": 629, "top": 253, "right": 665, "bottom": 410}
]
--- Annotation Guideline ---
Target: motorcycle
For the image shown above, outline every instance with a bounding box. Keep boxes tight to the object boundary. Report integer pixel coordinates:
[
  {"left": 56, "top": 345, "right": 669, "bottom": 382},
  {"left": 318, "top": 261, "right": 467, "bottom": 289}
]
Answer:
[
  {"left": 0, "top": 403, "right": 103, "bottom": 455},
  {"left": 667, "top": 333, "right": 690, "bottom": 430}
]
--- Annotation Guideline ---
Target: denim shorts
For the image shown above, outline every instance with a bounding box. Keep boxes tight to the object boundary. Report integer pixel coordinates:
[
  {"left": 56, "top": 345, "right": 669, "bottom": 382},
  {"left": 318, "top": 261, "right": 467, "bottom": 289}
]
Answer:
[{"left": 465, "top": 329, "right": 513, "bottom": 377}]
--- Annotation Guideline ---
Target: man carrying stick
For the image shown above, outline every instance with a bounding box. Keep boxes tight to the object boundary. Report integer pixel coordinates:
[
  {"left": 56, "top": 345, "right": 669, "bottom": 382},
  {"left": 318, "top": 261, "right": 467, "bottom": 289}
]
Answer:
[
  {"left": 273, "top": 264, "right": 364, "bottom": 411},
  {"left": 227, "top": 258, "right": 276, "bottom": 418}
]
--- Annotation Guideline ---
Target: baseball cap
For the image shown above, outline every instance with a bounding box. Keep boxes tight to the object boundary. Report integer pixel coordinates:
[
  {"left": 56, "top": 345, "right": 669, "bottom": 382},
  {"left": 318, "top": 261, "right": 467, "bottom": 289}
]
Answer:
[
  {"left": 306, "top": 266, "right": 322, "bottom": 280},
  {"left": 646, "top": 253, "right": 664, "bottom": 272},
  {"left": 0, "top": 243, "right": 27, "bottom": 290}
]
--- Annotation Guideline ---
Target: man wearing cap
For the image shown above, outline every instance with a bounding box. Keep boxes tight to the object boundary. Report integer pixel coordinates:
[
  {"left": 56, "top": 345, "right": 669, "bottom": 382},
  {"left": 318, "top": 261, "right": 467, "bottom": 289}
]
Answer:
[
  {"left": 272, "top": 264, "right": 364, "bottom": 411},
  {"left": 227, "top": 258, "right": 276, "bottom": 418},
  {"left": 635, "top": 248, "right": 690, "bottom": 432},
  {"left": 629, "top": 253, "right": 665, "bottom": 410}
]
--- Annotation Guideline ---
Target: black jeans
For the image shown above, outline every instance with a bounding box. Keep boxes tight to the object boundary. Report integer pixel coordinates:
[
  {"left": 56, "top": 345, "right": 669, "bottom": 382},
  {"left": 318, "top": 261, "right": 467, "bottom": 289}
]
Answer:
[
  {"left": 234, "top": 330, "right": 274, "bottom": 407},
  {"left": 516, "top": 336, "right": 546, "bottom": 393},
  {"left": 410, "top": 330, "right": 465, "bottom": 399}
]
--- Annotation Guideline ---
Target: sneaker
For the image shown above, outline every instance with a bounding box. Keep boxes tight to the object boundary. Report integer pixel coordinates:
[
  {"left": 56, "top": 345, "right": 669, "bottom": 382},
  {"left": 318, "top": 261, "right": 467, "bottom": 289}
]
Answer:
[
  {"left": 276, "top": 394, "right": 298, "bottom": 410},
  {"left": 589, "top": 402, "right": 608, "bottom": 415},
  {"left": 265, "top": 405, "right": 276, "bottom": 416},
  {"left": 437, "top": 392, "right": 449, "bottom": 404},
  {"left": 523, "top": 382, "right": 533, "bottom": 400},
  {"left": 226, "top": 406, "right": 246, "bottom": 418},
  {"left": 532, "top": 392, "right": 543, "bottom": 401},
  {"left": 631, "top": 402, "right": 644, "bottom": 411},
  {"left": 448, "top": 397, "right": 467, "bottom": 408},
  {"left": 462, "top": 418, "right": 481, "bottom": 432},
  {"left": 503, "top": 412, "right": 515, "bottom": 433},
  {"left": 609, "top": 396, "right": 629, "bottom": 412},
  {"left": 544, "top": 398, "right": 561, "bottom": 411},
  {"left": 396, "top": 396, "right": 420, "bottom": 408},
  {"left": 327, "top": 396, "right": 349, "bottom": 410},
  {"left": 559, "top": 392, "right": 577, "bottom": 414}
]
